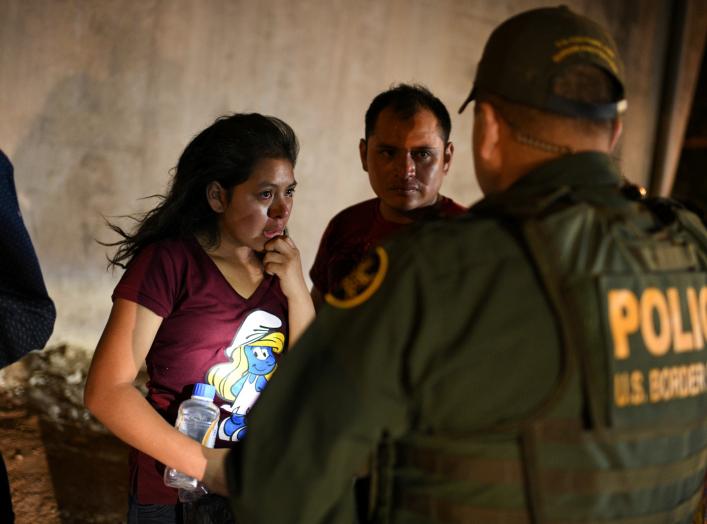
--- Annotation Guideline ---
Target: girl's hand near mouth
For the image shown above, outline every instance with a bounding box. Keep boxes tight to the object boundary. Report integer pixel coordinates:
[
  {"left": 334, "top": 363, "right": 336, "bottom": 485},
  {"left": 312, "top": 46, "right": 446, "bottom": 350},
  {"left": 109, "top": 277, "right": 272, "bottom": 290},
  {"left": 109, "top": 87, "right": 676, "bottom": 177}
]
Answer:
[{"left": 263, "top": 233, "right": 314, "bottom": 346}]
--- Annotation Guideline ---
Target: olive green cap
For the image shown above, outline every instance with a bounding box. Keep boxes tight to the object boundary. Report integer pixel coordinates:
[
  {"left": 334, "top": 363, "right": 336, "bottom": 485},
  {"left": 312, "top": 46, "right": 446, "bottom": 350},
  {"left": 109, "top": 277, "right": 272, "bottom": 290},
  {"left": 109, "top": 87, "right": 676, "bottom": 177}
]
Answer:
[{"left": 459, "top": 5, "right": 627, "bottom": 120}]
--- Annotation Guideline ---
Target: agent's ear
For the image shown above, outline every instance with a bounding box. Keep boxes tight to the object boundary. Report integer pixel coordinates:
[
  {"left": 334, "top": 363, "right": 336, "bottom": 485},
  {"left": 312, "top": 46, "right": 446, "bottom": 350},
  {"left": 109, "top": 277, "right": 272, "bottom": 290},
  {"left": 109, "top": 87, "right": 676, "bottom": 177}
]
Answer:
[
  {"left": 475, "top": 102, "right": 501, "bottom": 166},
  {"left": 359, "top": 138, "right": 369, "bottom": 172},
  {"left": 442, "top": 142, "right": 454, "bottom": 173},
  {"left": 609, "top": 118, "right": 623, "bottom": 151},
  {"left": 206, "top": 181, "right": 227, "bottom": 213},
  {"left": 472, "top": 101, "right": 506, "bottom": 194}
]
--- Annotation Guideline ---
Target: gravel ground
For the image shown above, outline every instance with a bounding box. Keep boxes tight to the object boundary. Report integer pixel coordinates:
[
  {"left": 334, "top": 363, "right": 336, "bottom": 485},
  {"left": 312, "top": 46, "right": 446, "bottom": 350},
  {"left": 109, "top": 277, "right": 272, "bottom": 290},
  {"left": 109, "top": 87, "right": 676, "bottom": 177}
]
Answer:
[{"left": 0, "top": 345, "right": 145, "bottom": 524}]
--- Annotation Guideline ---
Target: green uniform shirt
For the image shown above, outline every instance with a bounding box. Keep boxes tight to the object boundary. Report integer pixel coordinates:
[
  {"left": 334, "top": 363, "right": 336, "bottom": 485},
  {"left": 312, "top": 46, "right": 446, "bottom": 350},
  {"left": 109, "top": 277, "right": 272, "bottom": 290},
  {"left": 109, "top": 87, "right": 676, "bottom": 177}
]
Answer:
[{"left": 226, "top": 152, "right": 706, "bottom": 523}]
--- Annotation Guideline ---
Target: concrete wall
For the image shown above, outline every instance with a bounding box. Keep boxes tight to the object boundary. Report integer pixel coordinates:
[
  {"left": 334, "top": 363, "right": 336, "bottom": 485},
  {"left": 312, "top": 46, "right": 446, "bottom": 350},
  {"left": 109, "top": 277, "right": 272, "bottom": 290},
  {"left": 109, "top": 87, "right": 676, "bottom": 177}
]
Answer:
[{"left": 0, "top": 0, "right": 671, "bottom": 350}]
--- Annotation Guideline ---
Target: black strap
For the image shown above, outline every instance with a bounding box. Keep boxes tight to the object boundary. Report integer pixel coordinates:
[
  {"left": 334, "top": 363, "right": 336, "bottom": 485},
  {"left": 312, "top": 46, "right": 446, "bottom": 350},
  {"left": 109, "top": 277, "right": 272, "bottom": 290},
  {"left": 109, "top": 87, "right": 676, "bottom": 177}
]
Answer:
[
  {"left": 535, "top": 415, "right": 707, "bottom": 443},
  {"left": 397, "top": 444, "right": 524, "bottom": 485},
  {"left": 400, "top": 483, "right": 703, "bottom": 524},
  {"left": 371, "top": 434, "right": 395, "bottom": 524},
  {"left": 540, "top": 446, "right": 707, "bottom": 494},
  {"left": 398, "top": 441, "right": 707, "bottom": 494},
  {"left": 401, "top": 492, "right": 531, "bottom": 524},
  {"left": 401, "top": 485, "right": 703, "bottom": 524}
]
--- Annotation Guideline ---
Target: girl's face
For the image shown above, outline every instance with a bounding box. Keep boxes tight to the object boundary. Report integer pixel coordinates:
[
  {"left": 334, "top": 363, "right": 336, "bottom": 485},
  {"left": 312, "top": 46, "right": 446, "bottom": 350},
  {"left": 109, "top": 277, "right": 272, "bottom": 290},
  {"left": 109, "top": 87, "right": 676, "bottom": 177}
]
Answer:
[{"left": 213, "top": 158, "right": 296, "bottom": 252}]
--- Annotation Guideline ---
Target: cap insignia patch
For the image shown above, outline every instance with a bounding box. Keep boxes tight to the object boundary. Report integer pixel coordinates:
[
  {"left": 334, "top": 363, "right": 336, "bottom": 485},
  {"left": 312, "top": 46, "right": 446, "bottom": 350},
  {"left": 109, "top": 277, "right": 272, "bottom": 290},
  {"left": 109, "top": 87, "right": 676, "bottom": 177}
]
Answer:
[
  {"left": 553, "top": 36, "right": 618, "bottom": 74},
  {"left": 325, "top": 246, "right": 389, "bottom": 309}
]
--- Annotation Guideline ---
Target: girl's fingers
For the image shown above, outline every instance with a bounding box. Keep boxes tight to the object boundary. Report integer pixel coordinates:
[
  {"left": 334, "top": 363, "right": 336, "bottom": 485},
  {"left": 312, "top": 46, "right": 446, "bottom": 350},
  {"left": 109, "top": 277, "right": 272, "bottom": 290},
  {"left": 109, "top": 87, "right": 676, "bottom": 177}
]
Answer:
[
  {"left": 263, "top": 236, "right": 301, "bottom": 279},
  {"left": 263, "top": 254, "right": 291, "bottom": 277},
  {"left": 264, "top": 236, "right": 284, "bottom": 251},
  {"left": 264, "top": 245, "right": 299, "bottom": 267},
  {"left": 264, "top": 261, "right": 288, "bottom": 278},
  {"left": 264, "top": 235, "right": 297, "bottom": 254},
  {"left": 263, "top": 251, "right": 286, "bottom": 266}
]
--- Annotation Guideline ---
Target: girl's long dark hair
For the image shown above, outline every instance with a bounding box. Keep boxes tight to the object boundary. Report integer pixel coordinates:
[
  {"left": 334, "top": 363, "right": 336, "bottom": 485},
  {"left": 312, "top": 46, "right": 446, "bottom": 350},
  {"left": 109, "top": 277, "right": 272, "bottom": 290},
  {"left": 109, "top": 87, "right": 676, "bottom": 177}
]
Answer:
[{"left": 105, "top": 113, "right": 299, "bottom": 268}]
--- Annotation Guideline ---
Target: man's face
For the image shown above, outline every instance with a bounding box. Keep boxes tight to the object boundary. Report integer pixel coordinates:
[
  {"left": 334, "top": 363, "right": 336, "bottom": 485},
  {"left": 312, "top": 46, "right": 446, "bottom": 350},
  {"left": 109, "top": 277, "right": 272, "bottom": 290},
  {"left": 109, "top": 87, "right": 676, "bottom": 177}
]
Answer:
[{"left": 360, "top": 107, "right": 452, "bottom": 223}]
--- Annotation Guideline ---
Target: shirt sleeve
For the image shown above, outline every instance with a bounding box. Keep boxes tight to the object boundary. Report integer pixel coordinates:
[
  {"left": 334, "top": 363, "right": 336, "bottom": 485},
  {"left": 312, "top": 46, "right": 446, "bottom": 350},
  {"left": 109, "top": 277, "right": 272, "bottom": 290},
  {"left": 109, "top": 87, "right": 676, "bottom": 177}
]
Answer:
[
  {"left": 439, "top": 195, "right": 469, "bottom": 217},
  {"left": 228, "top": 242, "right": 419, "bottom": 524},
  {"left": 309, "top": 219, "right": 335, "bottom": 295},
  {"left": 112, "top": 240, "right": 184, "bottom": 318},
  {"left": 0, "top": 150, "right": 56, "bottom": 367}
]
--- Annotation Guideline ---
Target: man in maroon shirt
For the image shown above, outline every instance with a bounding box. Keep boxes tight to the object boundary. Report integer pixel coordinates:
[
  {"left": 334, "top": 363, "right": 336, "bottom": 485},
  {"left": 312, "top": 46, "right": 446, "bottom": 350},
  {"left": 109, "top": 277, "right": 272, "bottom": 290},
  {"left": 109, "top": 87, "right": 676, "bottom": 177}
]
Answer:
[{"left": 310, "top": 84, "right": 467, "bottom": 308}]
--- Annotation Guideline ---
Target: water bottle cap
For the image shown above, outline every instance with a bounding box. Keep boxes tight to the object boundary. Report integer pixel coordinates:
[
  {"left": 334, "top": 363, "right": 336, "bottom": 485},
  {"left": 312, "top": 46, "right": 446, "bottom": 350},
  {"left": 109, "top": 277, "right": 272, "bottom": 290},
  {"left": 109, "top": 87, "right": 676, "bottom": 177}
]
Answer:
[{"left": 192, "top": 383, "right": 216, "bottom": 401}]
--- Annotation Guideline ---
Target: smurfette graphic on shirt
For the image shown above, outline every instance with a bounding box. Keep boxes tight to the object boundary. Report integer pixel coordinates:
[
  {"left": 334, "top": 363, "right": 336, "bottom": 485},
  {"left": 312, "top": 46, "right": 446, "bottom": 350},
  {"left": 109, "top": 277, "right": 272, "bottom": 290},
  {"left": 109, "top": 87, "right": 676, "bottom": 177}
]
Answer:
[{"left": 207, "top": 310, "right": 285, "bottom": 442}]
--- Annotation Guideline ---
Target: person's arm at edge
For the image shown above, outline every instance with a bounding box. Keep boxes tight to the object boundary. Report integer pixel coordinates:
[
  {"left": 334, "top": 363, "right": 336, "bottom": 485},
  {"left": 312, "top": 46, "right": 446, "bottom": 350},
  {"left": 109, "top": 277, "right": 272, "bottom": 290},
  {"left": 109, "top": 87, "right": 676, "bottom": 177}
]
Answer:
[
  {"left": 0, "top": 149, "right": 55, "bottom": 363},
  {"left": 83, "top": 298, "right": 213, "bottom": 480}
]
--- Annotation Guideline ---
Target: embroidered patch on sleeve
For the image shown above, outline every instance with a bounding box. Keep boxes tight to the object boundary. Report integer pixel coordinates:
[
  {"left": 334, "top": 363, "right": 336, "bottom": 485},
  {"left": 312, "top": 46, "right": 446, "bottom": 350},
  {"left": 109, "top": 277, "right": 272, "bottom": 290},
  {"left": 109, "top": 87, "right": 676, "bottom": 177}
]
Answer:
[{"left": 325, "top": 246, "right": 389, "bottom": 309}]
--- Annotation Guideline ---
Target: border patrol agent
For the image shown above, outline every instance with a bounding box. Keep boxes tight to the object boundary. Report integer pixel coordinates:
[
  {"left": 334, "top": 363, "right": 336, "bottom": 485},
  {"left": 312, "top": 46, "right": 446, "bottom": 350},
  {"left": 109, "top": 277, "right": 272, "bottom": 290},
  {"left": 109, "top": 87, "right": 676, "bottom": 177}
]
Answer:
[{"left": 217, "top": 6, "right": 707, "bottom": 523}]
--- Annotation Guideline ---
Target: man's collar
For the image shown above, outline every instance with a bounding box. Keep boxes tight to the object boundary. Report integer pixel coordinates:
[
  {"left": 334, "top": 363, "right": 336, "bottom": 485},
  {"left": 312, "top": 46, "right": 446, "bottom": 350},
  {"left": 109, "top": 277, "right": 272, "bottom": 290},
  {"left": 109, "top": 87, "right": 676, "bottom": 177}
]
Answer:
[
  {"left": 506, "top": 151, "right": 621, "bottom": 194},
  {"left": 470, "top": 152, "right": 622, "bottom": 216}
]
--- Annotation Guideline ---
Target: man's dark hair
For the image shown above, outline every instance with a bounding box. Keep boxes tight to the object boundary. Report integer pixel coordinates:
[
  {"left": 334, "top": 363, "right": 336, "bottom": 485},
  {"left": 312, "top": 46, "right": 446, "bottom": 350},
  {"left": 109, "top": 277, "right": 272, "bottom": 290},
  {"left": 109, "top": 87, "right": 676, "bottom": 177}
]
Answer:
[{"left": 365, "top": 84, "right": 452, "bottom": 142}]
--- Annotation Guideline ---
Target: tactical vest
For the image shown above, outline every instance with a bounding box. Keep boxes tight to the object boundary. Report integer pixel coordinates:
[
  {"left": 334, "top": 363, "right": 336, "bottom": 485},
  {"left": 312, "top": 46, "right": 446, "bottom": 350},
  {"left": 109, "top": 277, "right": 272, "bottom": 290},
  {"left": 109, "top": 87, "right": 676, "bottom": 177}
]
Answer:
[{"left": 373, "top": 187, "right": 707, "bottom": 523}]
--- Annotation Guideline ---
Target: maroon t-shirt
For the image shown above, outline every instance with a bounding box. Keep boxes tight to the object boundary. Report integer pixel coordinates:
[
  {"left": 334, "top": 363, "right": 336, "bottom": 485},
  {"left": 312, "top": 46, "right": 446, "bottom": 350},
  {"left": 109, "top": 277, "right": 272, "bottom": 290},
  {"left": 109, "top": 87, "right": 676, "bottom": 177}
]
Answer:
[
  {"left": 113, "top": 236, "right": 289, "bottom": 504},
  {"left": 310, "top": 196, "right": 467, "bottom": 295}
]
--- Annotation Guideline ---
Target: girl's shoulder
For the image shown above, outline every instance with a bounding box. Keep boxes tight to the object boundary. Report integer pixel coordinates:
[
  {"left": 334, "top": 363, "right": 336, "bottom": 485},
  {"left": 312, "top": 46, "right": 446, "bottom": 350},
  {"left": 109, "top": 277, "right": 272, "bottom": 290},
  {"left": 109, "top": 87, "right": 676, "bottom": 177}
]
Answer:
[
  {"left": 114, "top": 236, "right": 224, "bottom": 316},
  {"left": 120, "top": 237, "right": 206, "bottom": 290},
  {"left": 149, "top": 235, "right": 198, "bottom": 254},
  {"left": 129, "top": 236, "right": 200, "bottom": 266}
]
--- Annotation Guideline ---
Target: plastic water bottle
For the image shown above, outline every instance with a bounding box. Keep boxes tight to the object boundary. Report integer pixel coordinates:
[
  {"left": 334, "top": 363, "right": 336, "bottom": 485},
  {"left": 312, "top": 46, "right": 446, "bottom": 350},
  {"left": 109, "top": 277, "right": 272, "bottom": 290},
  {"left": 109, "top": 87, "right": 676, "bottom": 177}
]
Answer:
[{"left": 163, "top": 383, "right": 220, "bottom": 490}]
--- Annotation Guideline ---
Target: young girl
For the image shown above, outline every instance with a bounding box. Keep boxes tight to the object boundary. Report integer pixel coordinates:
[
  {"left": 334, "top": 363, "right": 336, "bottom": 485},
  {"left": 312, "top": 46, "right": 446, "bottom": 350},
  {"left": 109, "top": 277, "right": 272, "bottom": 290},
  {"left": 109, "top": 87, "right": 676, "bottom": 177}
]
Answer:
[{"left": 84, "top": 113, "right": 314, "bottom": 523}]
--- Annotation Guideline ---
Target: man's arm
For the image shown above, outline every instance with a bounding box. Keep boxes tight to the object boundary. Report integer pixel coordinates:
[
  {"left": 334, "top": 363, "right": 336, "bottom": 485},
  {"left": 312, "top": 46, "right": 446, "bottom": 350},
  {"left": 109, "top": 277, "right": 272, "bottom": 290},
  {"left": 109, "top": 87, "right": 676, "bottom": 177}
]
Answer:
[
  {"left": 227, "top": 246, "right": 418, "bottom": 523},
  {"left": 309, "top": 218, "right": 337, "bottom": 313},
  {"left": 310, "top": 285, "right": 324, "bottom": 311},
  {"left": 0, "top": 150, "right": 55, "bottom": 367}
]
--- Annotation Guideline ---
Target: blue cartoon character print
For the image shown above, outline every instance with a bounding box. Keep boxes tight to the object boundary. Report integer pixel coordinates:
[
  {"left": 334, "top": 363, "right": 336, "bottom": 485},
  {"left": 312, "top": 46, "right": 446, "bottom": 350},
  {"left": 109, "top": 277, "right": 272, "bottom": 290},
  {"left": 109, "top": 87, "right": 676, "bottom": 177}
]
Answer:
[{"left": 207, "top": 310, "right": 285, "bottom": 442}]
